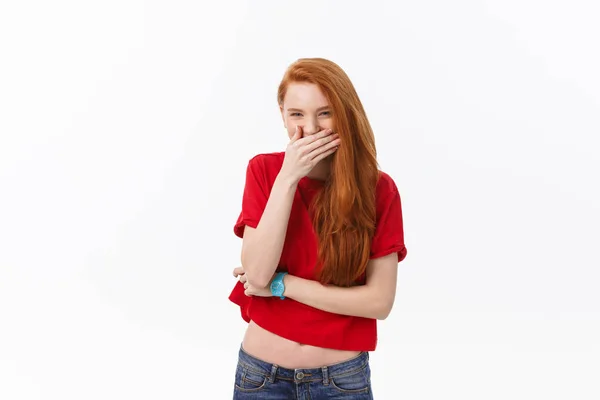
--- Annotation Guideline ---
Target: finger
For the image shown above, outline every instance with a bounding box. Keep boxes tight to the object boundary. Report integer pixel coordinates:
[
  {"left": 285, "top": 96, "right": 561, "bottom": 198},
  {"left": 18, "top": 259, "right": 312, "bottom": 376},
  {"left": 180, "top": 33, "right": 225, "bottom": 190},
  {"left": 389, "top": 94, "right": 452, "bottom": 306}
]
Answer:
[
  {"left": 304, "top": 132, "right": 340, "bottom": 155},
  {"left": 233, "top": 266, "right": 244, "bottom": 277},
  {"left": 296, "top": 128, "right": 334, "bottom": 146},
  {"left": 244, "top": 282, "right": 249, "bottom": 289},
  {"left": 244, "top": 289, "right": 251, "bottom": 297},
  {"left": 311, "top": 144, "right": 339, "bottom": 164},
  {"left": 290, "top": 125, "right": 302, "bottom": 142},
  {"left": 239, "top": 274, "right": 247, "bottom": 283}
]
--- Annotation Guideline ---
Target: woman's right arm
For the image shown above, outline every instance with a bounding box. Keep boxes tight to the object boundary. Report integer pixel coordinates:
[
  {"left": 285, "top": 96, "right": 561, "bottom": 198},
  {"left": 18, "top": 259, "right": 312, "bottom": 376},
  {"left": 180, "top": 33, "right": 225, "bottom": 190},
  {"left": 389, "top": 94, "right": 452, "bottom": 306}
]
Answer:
[
  {"left": 240, "top": 173, "right": 298, "bottom": 288},
  {"left": 240, "top": 126, "right": 340, "bottom": 288}
]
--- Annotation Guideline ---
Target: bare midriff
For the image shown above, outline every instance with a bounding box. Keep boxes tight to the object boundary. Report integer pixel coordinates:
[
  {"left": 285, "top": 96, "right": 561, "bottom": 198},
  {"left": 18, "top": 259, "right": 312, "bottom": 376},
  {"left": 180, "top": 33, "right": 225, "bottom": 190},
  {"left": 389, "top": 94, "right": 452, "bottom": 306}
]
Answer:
[{"left": 242, "top": 320, "right": 361, "bottom": 369}]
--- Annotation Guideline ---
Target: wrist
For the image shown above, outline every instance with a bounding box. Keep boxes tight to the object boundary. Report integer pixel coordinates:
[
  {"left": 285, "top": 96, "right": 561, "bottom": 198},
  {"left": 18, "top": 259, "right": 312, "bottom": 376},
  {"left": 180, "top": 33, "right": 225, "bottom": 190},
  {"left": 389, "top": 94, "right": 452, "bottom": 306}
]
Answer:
[
  {"left": 276, "top": 170, "right": 300, "bottom": 188},
  {"left": 282, "top": 273, "right": 295, "bottom": 298}
]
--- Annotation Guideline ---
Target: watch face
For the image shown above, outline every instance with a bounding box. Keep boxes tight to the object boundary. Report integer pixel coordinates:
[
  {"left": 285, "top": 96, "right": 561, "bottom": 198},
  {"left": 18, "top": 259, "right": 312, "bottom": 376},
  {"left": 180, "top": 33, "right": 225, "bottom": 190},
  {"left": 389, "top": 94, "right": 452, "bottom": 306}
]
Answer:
[
  {"left": 272, "top": 281, "right": 283, "bottom": 295},
  {"left": 271, "top": 273, "right": 286, "bottom": 298}
]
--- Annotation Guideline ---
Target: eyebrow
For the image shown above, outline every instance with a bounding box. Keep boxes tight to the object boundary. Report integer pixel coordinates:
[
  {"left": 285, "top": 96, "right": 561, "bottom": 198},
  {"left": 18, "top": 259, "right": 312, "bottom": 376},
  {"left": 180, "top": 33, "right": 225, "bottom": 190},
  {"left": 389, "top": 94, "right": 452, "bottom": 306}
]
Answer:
[{"left": 287, "top": 106, "right": 331, "bottom": 112}]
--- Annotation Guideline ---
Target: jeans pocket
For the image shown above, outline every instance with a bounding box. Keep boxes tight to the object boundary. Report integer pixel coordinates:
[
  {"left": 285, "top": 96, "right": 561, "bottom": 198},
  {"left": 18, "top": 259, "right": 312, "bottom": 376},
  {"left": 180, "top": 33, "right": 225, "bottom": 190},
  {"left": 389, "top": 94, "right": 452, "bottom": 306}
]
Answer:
[
  {"left": 234, "top": 363, "right": 268, "bottom": 392},
  {"left": 330, "top": 364, "right": 371, "bottom": 394}
]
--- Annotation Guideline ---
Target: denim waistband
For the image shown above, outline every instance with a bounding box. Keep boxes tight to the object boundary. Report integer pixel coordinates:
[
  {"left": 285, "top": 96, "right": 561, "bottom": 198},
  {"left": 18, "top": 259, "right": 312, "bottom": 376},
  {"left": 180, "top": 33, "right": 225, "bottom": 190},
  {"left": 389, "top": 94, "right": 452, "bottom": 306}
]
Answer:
[{"left": 237, "top": 345, "right": 370, "bottom": 384}]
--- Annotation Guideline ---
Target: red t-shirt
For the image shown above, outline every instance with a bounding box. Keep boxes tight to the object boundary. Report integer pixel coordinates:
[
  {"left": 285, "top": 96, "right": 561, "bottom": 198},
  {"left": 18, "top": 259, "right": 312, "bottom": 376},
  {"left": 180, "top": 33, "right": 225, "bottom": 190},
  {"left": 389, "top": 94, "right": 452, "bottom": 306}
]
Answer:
[{"left": 228, "top": 152, "right": 407, "bottom": 351}]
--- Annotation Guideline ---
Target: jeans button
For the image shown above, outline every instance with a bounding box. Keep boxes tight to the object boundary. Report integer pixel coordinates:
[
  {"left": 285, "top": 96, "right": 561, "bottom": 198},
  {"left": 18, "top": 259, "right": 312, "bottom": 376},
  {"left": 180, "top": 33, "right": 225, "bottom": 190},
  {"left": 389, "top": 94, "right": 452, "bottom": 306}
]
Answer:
[{"left": 296, "top": 372, "right": 304, "bottom": 380}]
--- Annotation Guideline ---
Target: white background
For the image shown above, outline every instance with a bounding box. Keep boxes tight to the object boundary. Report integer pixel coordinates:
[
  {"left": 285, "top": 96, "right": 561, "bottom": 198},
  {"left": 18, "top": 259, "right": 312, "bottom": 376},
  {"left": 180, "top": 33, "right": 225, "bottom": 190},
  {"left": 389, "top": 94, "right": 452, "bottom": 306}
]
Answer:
[{"left": 1, "top": 1, "right": 599, "bottom": 399}]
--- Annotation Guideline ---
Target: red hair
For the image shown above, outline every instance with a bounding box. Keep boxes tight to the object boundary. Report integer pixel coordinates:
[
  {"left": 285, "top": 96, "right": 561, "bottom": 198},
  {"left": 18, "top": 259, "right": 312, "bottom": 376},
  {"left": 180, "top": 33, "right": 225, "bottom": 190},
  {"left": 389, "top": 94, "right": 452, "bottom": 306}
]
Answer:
[{"left": 277, "top": 58, "right": 379, "bottom": 287}]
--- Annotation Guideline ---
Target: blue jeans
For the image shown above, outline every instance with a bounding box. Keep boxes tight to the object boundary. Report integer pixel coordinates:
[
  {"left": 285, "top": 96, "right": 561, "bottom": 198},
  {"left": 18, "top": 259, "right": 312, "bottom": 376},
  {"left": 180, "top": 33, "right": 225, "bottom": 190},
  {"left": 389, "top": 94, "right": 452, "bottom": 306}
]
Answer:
[{"left": 232, "top": 345, "right": 374, "bottom": 399}]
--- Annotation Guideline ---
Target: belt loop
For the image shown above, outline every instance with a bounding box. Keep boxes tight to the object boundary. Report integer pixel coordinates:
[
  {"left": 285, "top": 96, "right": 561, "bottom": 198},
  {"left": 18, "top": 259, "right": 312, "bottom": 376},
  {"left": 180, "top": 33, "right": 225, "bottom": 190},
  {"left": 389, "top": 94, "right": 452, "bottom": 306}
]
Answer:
[
  {"left": 269, "top": 364, "right": 278, "bottom": 383},
  {"left": 322, "top": 366, "right": 329, "bottom": 385}
]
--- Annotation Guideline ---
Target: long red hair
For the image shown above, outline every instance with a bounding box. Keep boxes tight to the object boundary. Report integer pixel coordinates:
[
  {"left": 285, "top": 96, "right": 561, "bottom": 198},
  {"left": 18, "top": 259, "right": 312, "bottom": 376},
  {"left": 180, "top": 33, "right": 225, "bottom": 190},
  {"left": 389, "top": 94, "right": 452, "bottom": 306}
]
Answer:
[{"left": 277, "top": 58, "right": 379, "bottom": 287}]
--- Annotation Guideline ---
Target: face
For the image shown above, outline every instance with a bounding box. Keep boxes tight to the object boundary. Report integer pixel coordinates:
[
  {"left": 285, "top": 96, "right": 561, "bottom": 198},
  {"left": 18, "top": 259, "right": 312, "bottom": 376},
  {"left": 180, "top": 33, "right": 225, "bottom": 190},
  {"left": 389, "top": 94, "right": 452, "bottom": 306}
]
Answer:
[{"left": 280, "top": 82, "right": 335, "bottom": 139}]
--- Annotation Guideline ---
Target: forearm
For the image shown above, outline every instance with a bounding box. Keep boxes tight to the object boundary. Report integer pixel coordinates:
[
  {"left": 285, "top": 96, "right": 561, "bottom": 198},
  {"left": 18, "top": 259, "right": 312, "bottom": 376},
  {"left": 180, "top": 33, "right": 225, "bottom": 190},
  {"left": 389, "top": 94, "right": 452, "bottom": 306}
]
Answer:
[
  {"left": 241, "top": 173, "right": 297, "bottom": 287},
  {"left": 283, "top": 275, "right": 390, "bottom": 320}
]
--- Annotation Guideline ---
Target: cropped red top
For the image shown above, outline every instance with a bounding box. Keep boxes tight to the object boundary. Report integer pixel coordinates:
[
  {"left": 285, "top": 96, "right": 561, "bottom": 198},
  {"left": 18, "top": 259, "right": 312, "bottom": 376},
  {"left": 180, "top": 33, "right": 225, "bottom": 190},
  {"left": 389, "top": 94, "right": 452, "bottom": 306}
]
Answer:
[{"left": 228, "top": 152, "right": 407, "bottom": 351}]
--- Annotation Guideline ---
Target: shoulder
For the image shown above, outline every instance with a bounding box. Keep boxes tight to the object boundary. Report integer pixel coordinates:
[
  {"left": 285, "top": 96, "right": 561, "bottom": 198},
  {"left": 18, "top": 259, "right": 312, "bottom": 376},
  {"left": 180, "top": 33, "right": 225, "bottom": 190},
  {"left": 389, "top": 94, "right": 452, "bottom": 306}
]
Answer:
[
  {"left": 247, "top": 151, "right": 285, "bottom": 171},
  {"left": 376, "top": 170, "right": 400, "bottom": 197},
  {"left": 244, "top": 152, "right": 285, "bottom": 188},
  {"left": 371, "top": 170, "right": 407, "bottom": 256}
]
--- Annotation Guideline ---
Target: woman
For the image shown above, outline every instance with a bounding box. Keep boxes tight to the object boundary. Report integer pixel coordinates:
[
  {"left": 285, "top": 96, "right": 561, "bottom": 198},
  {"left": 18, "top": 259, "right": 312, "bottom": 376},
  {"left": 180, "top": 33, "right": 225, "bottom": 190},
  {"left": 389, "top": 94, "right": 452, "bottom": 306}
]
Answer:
[{"left": 228, "top": 58, "right": 407, "bottom": 399}]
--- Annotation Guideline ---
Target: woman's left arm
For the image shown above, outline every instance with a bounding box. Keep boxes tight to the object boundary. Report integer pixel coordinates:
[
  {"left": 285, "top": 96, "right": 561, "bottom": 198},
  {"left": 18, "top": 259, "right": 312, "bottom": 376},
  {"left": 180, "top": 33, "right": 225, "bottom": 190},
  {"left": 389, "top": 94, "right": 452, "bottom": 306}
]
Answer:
[
  {"left": 235, "top": 252, "right": 399, "bottom": 320},
  {"left": 234, "top": 253, "right": 399, "bottom": 320},
  {"left": 282, "top": 252, "right": 398, "bottom": 320}
]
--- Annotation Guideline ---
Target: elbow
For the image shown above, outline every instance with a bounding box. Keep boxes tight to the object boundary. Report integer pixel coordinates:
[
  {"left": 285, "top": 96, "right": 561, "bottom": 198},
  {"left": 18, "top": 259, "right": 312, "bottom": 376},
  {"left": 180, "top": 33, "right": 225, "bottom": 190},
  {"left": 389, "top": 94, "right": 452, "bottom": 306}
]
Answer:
[
  {"left": 240, "top": 261, "right": 271, "bottom": 289},
  {"left": 240, "top": 250, "right": 272, "bottom": 289},
  {"left": 375, "top": 310, "right": 390, "bottom": 321},
  {"left": 246, "top": 274, "right": 271, "bottom": 290},
  {"left": 375, "top": 300, "right": 394, "bottom": 320}
]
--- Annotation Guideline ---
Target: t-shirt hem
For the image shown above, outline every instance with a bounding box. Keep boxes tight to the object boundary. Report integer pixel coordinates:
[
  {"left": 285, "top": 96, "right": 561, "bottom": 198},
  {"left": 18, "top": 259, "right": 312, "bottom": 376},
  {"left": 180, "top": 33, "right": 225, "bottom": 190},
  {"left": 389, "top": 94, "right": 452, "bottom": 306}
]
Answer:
[
  {"left": 234, "top": 220, "right": 259, "bottom": 238},
  {"left": 228, "top": 283, "right": 251, "bottom": 323},
  {"left": 370, "top": 244, "right": 407, "bottom": 262}
]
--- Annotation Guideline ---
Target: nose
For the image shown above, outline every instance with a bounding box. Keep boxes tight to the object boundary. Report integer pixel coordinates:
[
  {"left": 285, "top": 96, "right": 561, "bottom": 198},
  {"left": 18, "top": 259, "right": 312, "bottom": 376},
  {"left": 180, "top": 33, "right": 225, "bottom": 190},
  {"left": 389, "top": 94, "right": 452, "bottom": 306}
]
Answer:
[{"left": 301, "top": 121, "right": 320, "bottom": 136}]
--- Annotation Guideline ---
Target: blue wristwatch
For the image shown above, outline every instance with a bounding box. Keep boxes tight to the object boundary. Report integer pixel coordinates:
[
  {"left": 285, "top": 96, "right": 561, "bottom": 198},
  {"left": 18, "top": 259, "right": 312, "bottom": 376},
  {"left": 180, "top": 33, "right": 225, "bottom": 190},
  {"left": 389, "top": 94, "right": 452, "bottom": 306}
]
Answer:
[{"left": 270, "top": 272, "right": 288, "bottom": 299}]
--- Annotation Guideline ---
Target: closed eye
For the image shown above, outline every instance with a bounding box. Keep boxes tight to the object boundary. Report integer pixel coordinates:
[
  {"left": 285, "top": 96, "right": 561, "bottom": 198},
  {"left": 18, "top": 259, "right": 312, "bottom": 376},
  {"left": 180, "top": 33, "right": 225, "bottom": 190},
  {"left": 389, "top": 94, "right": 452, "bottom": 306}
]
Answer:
[{"left": 289, "top": 111, "right": 331, "bottom": 117}]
